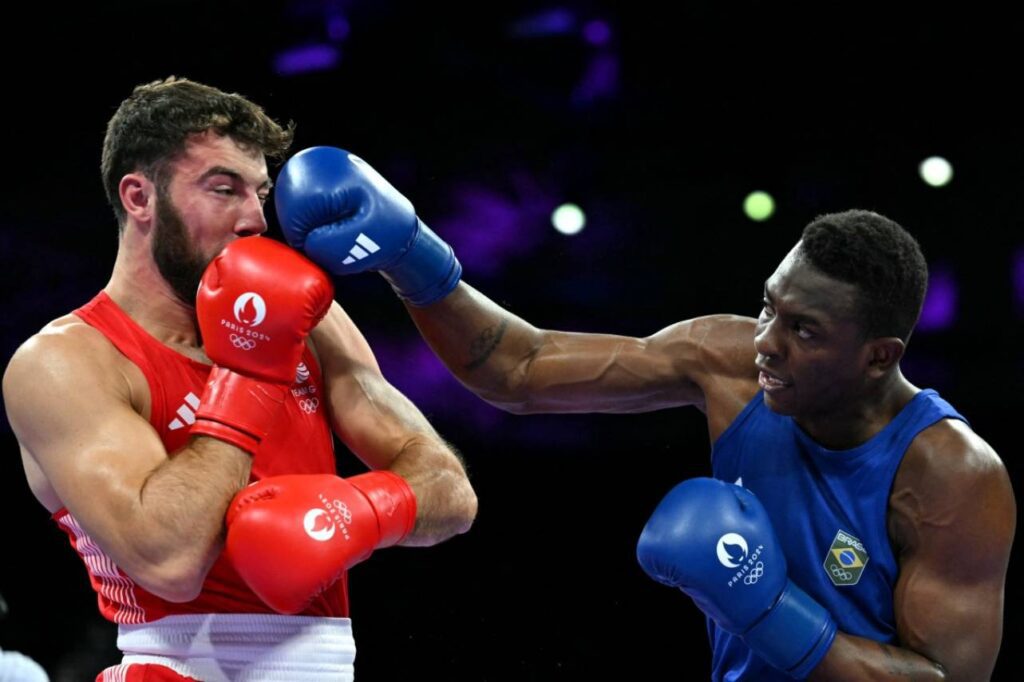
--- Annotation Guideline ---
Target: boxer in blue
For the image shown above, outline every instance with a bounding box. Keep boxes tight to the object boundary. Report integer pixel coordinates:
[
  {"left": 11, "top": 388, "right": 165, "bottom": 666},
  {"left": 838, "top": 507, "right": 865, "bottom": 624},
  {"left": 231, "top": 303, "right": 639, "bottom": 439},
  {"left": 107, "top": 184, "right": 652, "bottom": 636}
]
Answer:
[{"left": 273, "top": 147, "right": 1015, "bottom": 680}]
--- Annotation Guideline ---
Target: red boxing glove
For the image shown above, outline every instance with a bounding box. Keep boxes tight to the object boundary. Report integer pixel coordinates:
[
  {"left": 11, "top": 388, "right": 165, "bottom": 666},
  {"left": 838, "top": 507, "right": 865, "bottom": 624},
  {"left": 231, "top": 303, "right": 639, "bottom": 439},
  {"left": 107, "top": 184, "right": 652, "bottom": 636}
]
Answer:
[
  {"left": 225, "top": 472, "right": 417, "bottom": 614},
  {"left": 190, "top": 237, "right": 333, "bottom": 453}
]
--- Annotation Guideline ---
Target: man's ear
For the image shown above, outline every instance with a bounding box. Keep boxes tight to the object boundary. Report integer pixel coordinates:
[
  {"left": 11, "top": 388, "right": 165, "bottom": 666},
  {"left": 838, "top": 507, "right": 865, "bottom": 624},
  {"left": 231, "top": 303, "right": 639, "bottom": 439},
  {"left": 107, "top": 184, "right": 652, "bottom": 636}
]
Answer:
[
  {"left": 119, "top": 173, "right": 156, "bottom": 231},
  {"left": 865, "top": 336, "right": 905, "bottom": 378}
]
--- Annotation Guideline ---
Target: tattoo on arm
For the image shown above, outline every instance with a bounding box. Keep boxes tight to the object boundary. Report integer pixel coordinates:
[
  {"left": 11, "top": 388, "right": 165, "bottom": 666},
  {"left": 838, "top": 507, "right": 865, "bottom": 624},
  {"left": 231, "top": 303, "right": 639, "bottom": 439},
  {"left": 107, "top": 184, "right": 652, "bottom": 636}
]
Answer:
[{"left": 465, "top": 319, "right": 508, "bottom": 370}]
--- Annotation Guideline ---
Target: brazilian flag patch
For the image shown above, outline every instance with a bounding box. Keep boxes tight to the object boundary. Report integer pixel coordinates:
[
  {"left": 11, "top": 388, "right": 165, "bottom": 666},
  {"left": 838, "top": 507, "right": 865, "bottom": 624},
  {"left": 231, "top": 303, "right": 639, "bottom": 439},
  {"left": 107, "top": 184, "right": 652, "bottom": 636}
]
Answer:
[{"left": 823, "top": 530, "right": 869, "bottom": 586}]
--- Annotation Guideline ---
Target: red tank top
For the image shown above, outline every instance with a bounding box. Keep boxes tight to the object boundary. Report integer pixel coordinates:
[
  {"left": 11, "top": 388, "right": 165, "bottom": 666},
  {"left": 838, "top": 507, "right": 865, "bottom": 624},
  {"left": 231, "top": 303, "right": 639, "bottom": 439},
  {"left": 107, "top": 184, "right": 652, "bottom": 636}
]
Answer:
[{"left": 53, "top": 291, "right": 346, "bottom": 623}]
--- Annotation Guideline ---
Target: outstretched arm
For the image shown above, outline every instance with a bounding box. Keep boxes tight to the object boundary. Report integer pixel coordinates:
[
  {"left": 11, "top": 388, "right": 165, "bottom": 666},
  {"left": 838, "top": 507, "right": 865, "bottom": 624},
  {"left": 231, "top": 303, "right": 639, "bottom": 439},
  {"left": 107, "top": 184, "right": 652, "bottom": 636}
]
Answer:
[
  {"left": 274, "top": 147, "right": 758, "bottom": 418},
  {"left": 404, "top": 283, "right": 755, "bottom": 415}
]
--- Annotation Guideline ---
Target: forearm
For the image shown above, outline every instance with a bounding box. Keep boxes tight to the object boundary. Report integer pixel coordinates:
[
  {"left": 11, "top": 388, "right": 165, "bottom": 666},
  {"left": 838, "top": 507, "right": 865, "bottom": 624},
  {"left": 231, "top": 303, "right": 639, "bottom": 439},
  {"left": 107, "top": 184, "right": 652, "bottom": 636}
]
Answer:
[
  {"left": 275, "top": 150, "right": 694, "bottom": 412},
  {"left": 404, "top": 282, "right": 543, "bottom": 408},
  {"left": 407, "top": 283, "right": 693, "bottom": 414},
  {"left": 145, "top": 236, "right": 326, "bottom": 589},
  {"left": 386, "top": 437, "right": 477, "bottom": 546},
  {"left": 130, "top": 437, "right": 251, "bottom": 597},
  {"left": 810, "top": 633, "right": 948, "bottom": 682}
]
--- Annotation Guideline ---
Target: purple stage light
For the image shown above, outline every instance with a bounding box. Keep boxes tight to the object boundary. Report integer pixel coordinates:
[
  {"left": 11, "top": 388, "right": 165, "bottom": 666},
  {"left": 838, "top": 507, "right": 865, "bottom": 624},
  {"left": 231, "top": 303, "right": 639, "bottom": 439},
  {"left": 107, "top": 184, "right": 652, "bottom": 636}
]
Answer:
[
  {"left": 326, "top": 14, "right": 350, "bottom": 42},
  {"left": 571, "top": 52, "right": 619, "bottom": 105},
  {"left": 273, "top": 44, "right": 340, "bottom": 76},
  {"left": 1013, "top": 248, "right": 1024, "bottom": 316},
  {"left": 369, "top": 336, "right": 598, "bottom": 447},
  {"left": 917, "top": 266, "right": 958, "bottom": 332},
  {"left": 371, "top": 337, "right": 507, "bottom": 428},
  {"left": 508, "top": 7, "right": 576, "bottom": 38},
  {"left": 433, "top": 176, "right": 554, "bottom": 277},
  {"left": 582, "top": 19, "right": 612, "bottom": 46}
]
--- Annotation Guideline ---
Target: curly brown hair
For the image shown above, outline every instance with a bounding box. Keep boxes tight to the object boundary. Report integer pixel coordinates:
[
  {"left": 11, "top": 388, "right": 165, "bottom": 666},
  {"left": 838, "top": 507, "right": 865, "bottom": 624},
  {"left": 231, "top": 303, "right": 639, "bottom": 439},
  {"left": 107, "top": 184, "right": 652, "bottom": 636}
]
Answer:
[{"left": 101, "top": 76, "right": 294, "bottom": 227}]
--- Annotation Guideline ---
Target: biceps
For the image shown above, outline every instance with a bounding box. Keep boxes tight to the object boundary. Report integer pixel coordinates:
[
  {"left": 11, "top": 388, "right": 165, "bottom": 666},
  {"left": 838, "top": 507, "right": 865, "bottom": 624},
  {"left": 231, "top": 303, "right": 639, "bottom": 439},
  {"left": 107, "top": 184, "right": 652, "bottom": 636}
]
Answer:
[
  {"left": 517, "top": 330, "right": 702, "bottom": 412},
  {"left": 894, "top": 563, "right": 1005, "bottom": 678},
  {"left": 22, "top": 394, "right": 169, "bottom": 536}
]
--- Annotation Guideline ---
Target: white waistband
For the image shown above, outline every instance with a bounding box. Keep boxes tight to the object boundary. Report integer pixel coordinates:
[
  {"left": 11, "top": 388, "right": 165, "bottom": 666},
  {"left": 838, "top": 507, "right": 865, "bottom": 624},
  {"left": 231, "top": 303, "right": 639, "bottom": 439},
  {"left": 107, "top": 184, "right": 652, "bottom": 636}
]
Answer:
[{"left": 117, "top": 613, "right": 355, "bottom": 681}]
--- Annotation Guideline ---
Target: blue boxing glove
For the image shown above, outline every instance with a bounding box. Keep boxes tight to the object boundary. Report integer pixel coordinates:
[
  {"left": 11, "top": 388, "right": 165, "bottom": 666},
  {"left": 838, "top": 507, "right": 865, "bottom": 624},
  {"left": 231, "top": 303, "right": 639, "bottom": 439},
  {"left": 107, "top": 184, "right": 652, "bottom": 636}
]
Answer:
[
  {"left": 637, "top": 478, "right": 836, "bottom": 679},
  {"left": 274, "top": 146, "right": 461, "bottom": 306}
]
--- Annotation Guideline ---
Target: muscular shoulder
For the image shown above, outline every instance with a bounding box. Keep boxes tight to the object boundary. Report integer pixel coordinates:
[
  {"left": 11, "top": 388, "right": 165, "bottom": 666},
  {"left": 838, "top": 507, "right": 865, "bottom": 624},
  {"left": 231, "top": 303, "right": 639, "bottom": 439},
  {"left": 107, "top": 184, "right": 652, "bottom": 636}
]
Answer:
[
  {"left": 690, "top": 315, "right": 758, "bottom": 382},
  {"left": 4, "top": 314, "right": 135, "bottom": 424},
  {"left": 648, "top": 314, "right": 758, "bottom": 379},
  {"left": 890, "top": 419, "right": 1015, "bottom": 567},
  {"left": 648, "top": 315, "right": 759, "bottom": 434},
  {"left": 900, "top": 419, "right": 1009, "bottom": 497}
]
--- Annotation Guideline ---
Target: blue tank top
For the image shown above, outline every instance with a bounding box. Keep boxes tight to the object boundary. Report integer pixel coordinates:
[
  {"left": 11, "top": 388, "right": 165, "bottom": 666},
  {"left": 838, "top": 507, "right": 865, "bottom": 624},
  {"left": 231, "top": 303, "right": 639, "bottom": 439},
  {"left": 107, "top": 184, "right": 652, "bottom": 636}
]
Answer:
[{"left": 707, "top": 389, "right": 965, "bottom": 680}]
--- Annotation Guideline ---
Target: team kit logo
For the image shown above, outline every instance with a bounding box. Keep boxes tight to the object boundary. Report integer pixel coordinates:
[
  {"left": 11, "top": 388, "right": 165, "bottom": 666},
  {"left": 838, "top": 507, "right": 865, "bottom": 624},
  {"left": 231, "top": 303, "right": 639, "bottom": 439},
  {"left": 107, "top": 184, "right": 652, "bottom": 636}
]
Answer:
[
  {"left": 713, "top": 529, "right": 869, "bottom": 589},
  {"left": 340, "top": 233, "right": 381, "bottom": 266},
  {"left": 303, "top": 494, "right": 355, "bottom": 542},
  {"left": 824, "top": 530, "right": 869, "bottom": 586},
  {"left": 303, "top": 509, "right": 336, "bottom": 541},
  {"left": 167, "top": 392, "right": 201, "bottom": 431},
  {"left": 233, "top": 292, "right": 266, "bottom": 326},
  {"left": 716, "top": 533, "right": 765, "bottom": 587},
  {"left": 292, "top": 361, "right": 320, "bottom": 414},
  {"left": 221, "top": 292, "right": 271, "bottom": 350}
]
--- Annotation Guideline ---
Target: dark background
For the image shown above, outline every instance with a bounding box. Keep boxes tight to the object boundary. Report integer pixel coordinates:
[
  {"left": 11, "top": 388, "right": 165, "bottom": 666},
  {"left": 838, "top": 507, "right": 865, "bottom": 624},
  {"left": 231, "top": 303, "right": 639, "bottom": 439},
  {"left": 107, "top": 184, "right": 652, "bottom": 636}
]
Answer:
[{"left": 1, "top": 1, "right": 1021, "bottom": 679}]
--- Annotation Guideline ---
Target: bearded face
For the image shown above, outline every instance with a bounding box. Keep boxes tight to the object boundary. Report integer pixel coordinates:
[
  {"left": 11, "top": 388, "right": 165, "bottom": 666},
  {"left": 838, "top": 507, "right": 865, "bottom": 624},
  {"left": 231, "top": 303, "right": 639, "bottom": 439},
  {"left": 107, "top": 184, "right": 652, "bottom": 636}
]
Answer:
[{"left": 151, "top": 189, "right": 214, "bottom": 306}]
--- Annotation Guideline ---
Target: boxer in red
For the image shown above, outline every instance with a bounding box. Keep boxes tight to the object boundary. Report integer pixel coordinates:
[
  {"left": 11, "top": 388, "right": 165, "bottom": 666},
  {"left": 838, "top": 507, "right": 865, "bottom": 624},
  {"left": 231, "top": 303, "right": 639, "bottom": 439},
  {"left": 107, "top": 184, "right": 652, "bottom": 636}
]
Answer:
[{"left": 2, "top": 78, "right": 477, "bottom": 681}]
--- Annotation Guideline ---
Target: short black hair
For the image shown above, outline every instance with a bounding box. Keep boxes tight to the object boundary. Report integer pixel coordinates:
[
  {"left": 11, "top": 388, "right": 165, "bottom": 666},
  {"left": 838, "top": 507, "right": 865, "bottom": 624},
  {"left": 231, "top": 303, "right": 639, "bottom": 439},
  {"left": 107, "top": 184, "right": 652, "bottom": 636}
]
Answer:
[
  {"left": 101, "top": 76, "right": 294, "bottom": 228},
  {"left": 799, "top": 209, "right": 928, "bottom": 342}
]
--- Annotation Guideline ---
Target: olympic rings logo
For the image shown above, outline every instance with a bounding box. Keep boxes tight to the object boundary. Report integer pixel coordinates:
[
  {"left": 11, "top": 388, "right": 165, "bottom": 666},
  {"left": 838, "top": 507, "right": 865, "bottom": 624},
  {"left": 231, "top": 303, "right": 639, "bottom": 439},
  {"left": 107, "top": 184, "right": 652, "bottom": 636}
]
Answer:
[
  {"left": 830, "top": 565, "right": 853, "bottom": 581},
  {"left": 329, "top": 499, "right": 353, "bottom": 525},
  {"left": 229, "top": 334, "right": 257, "bottom": 351},
  {"left": 299, "top": 398, "right": 320, "bottom": 414},
  {"left": 743, "top": 562, "right": 764, "bottom": 585}
]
